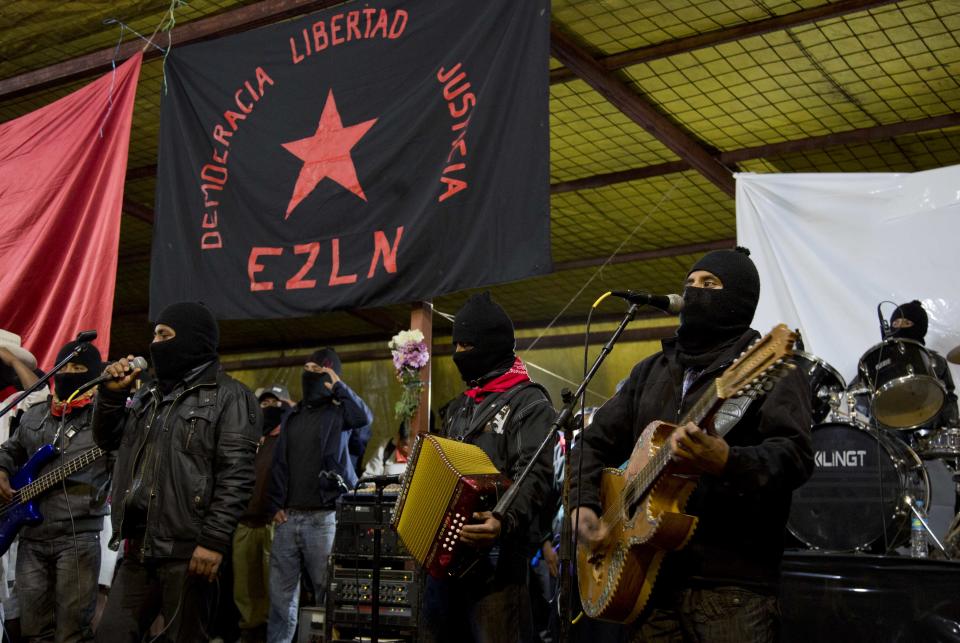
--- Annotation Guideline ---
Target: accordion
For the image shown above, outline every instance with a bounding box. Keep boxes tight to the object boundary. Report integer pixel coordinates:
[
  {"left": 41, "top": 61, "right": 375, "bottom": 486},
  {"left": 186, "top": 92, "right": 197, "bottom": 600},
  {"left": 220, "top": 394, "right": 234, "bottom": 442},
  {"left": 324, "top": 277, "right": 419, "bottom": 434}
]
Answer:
[{"left": 391, "top": 434, "right": 509, "bottom": 579}]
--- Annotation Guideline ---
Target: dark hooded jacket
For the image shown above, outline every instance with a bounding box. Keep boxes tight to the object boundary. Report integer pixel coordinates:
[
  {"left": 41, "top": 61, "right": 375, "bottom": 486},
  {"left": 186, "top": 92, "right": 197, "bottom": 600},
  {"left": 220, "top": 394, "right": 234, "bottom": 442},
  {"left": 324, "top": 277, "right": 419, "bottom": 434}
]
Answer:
[{"left": 570, "top": 329, "right": 814, "bottom": 590}]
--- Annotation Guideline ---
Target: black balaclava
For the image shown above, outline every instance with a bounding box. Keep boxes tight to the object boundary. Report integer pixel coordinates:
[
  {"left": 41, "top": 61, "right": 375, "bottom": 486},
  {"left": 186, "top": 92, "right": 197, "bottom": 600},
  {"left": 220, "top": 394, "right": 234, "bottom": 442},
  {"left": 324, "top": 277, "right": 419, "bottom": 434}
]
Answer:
[
  {"left": 150, "top": 302, "right": 219, "bottom": 392},
  {"left": 53, "top": 341, "right": 103, "bottom": 401},
  {"left": 302, "top": 347, "right": 342, "bottom": 404},
  {"left": 259, "top": 395, "right": 289, "bottom": 434},
  {"left": 676, "top": 246, "right": 760, "bottom": 366},
  {"left": 891, "top": 300, "right": 928, "bottom": 344},
  {"left": 451, "top": 292, "right": 516, "bottom": 384}
]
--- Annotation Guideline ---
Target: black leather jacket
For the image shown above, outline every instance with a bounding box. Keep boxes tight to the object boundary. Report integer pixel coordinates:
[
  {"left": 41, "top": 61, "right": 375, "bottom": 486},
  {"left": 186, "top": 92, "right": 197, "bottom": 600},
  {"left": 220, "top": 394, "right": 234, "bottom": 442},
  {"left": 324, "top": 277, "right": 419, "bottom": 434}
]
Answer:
[{"left": 93, "top": 361, "right": 261, "bottom": 558}]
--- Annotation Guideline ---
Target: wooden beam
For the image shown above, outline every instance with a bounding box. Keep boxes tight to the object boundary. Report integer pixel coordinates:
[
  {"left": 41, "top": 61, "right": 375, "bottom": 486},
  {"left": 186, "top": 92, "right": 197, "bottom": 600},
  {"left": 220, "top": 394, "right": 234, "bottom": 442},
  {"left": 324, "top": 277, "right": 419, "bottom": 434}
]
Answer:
[
  {"left": 551, "top": 112, "right": 960, "bottom": 194},
  {"left": 550, "top": 0, "right": 902, "bottom": 84},
  {"left": 721, "top": 112, "right": 960, "bottom": 164},
  {"left": 551, "top": 161, "right": 689, "bottom": 194},
  {"left": 553, "top": 239, "right": 735, "bottom": 272},
  {"left": 409, "top": 301, "right": 433, "bottom": 438},
  {"left": 346, "top": 308, "right": 402, "bottom": 333},
  {"left": 122, "top": 197, "right": 154, "bottom": 225},
  {"left": 219, "top": 323, "right": 678, "bottom": 370},
  {"left": 0, "top": 0, "right": 348, "bottom": 100},
  {"left": 549, "top": 24, "right": 736, "bottom": 197}
]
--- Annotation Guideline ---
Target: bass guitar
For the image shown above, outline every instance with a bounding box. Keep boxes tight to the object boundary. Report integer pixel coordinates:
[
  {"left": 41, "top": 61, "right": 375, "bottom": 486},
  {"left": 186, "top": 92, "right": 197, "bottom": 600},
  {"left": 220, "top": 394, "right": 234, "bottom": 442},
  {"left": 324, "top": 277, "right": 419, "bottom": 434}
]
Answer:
[
  {"left": 577, "top": 324, "right": 797, "bottom": 623},
  {"left": 0, "top": 443, "right": 106, "bottom": 555}
]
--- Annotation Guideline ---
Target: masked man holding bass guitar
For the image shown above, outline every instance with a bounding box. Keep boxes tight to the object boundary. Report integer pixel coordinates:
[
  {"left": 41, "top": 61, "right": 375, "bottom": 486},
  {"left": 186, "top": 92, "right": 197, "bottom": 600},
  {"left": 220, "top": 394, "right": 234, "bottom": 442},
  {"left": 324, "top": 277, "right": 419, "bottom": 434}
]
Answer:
[
  {"left": 571, "top": 248, "right": 814, "bottom": 643},
  {"left": 0, "top": 340, "right": 112, "bottom": 642}
]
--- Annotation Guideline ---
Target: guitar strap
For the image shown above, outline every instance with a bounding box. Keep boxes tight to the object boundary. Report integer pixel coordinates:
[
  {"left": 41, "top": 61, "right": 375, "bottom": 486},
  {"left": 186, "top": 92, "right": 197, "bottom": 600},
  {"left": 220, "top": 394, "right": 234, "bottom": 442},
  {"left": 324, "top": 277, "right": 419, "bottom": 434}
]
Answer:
[{"left": 456, "top": 381, "right": 549, "bottom": 443}]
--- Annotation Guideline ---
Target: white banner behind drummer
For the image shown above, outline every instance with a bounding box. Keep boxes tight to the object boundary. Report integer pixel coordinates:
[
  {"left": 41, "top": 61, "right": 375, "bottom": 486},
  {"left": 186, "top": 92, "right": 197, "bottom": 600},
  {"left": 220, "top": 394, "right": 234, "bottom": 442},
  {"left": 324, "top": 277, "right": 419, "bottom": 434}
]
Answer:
[{"left": 736, "top": 166, "right": 960, "bottom": 386}]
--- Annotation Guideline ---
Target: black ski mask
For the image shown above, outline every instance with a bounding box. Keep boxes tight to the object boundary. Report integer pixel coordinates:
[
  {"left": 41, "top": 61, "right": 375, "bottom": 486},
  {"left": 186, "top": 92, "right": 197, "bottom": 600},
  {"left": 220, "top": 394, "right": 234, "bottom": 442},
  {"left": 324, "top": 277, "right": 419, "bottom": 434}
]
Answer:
[
  {"left": 53, "top": 341, "right": 102, "bottom": 401},
  {"left": 150, "top": 302, "right": 219, "bottom": 392},
  {"left": 302, "top": 348, "right": 342, "bottom": 404},
  {"left": 451, "top": 292, "right": 515, "bottom": 384},
  {"left": 677, "top": 247, "right": 760, "bottom": 364},
  {"left": 260, "top": 399, "right": 288, "bottom": 433},
  {"left": 891, "top": 300, "right": 928, "bottom": 344}
]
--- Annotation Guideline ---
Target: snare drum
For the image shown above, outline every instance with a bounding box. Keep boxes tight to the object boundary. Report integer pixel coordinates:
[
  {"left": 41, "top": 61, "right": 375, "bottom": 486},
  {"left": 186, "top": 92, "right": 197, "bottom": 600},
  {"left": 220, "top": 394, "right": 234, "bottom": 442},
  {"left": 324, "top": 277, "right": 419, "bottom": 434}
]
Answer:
[
  {"left": 857, "top": 338, "right": 945, "bottom": 430},
  {"left": 788, "top": 421, "right": 930, "bottom": 552},
  {"left": 793, "top": 351, "right": 846, "bottom": 423},
  {"left": 914, "top": 427, "right": 960, "bottom": 460}
]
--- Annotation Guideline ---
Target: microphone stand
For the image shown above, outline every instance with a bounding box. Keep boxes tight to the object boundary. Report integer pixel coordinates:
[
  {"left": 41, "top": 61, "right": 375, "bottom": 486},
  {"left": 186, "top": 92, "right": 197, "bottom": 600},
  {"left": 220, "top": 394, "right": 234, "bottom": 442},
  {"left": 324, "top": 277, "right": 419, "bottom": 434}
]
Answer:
[
  {"left": 0, "top": 331, "right": 97, "bottom": 420},
  {"left": 492, "top": 303, "right": 641, "bottom": 643}
]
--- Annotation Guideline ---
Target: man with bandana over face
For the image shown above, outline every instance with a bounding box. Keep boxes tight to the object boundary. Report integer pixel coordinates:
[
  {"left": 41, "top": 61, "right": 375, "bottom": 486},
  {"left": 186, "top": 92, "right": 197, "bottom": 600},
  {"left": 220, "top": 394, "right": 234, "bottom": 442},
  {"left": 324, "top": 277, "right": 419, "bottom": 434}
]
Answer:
[
  {"left": 92, "top": 302, "right": 262, "bottom": 640},
  {"left": 570, "top": 248, "right": 814, "bottom": 643},
  {"left": 422, "top": 292, "right": 555, "bottom": 643},
  {"left": 265, "top": 348, "right": 372, "bottom": 643},
  {"left": 0, "top": 340, "right": 112, "bottom": 641}
]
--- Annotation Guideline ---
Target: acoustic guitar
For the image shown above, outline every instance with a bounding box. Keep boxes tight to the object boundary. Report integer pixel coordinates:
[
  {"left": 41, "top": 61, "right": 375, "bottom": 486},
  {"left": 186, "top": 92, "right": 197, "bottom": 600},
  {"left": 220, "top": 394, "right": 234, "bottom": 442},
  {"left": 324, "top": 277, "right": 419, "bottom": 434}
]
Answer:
[{"left": 577, "top": 324, "right": 797, "bottom": 623}]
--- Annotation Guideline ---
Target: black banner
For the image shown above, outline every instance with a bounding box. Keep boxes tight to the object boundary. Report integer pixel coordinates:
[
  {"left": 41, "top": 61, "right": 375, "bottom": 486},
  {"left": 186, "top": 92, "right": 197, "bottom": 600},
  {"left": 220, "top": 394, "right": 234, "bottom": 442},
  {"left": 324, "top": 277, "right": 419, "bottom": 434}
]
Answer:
[{"left": 150, "top": 0, "right": 551, "bottom": 319}]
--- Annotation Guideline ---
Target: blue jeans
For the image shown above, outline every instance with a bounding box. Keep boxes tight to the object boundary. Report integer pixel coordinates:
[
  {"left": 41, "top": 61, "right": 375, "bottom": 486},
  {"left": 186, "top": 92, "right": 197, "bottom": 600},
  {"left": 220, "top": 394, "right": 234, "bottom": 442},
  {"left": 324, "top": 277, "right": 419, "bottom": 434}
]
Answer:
[
  {"left": 17, "top": 532, "right": 100, "bottom": 643},
  {"left": 266, "top": 510, "right": 336, "bottom": 643}
]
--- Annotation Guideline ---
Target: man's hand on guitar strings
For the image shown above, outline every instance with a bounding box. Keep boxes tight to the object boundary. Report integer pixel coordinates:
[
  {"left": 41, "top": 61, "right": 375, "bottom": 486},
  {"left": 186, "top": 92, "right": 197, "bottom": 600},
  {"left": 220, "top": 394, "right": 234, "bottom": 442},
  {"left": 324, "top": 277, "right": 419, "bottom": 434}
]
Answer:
[
  {"left": 460, "top": 511, "right": 501, "bottom": 548},
  {"left": 573, "top": 506, "right": 609, "bottom": 547},
  {"left": 0, "top": 471, "right": 14, "bottom": 502},
  {"left": 669, "top": 422, "right": 729, "bottom": 476}
]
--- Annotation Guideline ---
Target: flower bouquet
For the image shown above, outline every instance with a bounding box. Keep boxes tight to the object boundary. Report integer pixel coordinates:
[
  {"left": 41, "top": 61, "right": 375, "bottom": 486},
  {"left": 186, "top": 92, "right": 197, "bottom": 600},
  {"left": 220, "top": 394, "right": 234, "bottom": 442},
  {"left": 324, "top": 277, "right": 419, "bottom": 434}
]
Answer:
[{"left": 389, "top": 329, "right": 430, "bottom": 425}]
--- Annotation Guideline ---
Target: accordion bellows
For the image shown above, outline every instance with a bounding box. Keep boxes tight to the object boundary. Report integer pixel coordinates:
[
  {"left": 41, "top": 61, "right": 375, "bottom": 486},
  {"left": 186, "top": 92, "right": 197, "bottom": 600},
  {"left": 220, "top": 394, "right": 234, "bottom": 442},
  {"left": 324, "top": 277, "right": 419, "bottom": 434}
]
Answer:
[{"left": 391, "top": 434, "right": 507, "bottom": 578}]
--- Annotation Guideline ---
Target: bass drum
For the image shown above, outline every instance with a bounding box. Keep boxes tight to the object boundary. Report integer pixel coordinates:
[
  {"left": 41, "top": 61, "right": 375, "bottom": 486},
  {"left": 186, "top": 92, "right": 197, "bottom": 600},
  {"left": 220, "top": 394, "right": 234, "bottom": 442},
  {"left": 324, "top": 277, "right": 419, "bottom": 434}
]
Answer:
[
  {"left": 793, "top": 351, "right": 846, "bottom": 423},
  {"left": 788, "top": 421, "right": 929, "bottom": 552}
]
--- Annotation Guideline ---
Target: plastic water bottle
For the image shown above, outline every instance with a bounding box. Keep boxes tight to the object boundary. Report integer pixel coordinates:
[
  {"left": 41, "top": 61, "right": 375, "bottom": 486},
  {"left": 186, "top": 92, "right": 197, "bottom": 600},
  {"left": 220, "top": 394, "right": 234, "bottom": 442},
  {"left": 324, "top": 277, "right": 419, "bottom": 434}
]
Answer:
[{"left": 911, "top": 499, "right": 928, "bottom": 559}]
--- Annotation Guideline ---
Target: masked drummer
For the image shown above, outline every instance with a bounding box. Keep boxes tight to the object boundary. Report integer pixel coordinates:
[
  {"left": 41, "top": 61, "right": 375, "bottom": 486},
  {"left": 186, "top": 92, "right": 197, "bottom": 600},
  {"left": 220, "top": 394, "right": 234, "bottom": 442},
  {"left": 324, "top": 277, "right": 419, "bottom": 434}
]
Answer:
[{"left": 888, "top": 300, "right": 959, "bottom": 426}]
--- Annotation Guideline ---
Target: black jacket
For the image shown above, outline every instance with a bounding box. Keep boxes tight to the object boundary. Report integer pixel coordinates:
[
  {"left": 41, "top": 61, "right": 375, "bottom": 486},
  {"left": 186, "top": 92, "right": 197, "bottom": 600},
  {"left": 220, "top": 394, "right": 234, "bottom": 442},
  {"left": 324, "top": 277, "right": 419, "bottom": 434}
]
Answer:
[
  {"left": 570, "top": 329, "right": 814, "bottom": 589},
  {"left": 438, "top": 382, "right": 555, "bottom": 563},
  {"left": 0, "top": 401, "right": 112, "bottom": 539},
  {"left": 93, "top": 361, "right": 261, "bottom": 558},
  {"left": 267, "top": 381, "right": 374, "bottom": 513}
]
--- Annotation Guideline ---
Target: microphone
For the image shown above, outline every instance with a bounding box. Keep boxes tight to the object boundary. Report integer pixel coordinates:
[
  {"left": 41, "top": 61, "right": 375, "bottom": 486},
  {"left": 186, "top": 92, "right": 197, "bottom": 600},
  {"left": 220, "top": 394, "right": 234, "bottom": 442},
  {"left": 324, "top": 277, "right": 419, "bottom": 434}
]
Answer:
[
  {"left": 357, "top": 474, "right": 402, "bottom": 487},
  {"left": 75, "top": 330, "right": 98, "bottom": 343},
  {"left": 610, "top": 291, "right": 684, "bottom": 314},
  {"left": 76, "top": 356, "right": 149, "bottom": 395}
]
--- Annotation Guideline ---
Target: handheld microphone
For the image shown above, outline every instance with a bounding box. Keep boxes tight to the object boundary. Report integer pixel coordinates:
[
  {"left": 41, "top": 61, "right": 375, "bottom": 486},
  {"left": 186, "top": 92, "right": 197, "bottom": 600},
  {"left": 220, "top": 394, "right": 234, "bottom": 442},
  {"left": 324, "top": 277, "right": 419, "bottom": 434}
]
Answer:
[
  {"left": 610, "top": 291, "right": 684, "bottom": 314},
  {"left": 76, "top": 356, "right": 148, "bottom": 395}
]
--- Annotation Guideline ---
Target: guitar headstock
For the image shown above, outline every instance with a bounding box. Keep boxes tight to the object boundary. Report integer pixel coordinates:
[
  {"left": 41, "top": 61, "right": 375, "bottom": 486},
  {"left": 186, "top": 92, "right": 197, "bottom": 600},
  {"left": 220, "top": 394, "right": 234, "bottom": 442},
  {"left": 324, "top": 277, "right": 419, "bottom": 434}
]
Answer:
[{"left": 716, "top": 324, "right": 797, "bottom": 400}]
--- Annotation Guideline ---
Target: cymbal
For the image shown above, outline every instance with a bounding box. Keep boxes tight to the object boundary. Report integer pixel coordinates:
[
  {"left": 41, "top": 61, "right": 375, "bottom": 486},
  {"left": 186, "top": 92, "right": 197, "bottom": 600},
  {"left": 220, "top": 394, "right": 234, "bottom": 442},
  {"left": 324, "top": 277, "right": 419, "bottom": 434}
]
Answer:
[{"left": 948, "top": 345, "right": 960, "bottom": 365}]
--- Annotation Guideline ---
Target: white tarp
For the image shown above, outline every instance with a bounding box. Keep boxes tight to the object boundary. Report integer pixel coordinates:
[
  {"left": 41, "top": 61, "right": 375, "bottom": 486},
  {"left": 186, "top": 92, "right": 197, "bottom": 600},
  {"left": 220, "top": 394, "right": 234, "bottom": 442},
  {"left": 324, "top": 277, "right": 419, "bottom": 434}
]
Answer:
[{"left": 736, "top": 167, "right": 960, "bottom": 385}]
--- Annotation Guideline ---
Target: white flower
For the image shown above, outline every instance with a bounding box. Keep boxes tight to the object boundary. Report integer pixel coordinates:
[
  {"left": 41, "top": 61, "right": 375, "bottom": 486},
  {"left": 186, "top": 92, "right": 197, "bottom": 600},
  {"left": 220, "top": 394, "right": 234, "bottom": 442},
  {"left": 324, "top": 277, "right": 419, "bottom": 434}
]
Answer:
[{"left": 389, "top": 329, "right": 424, "bottom": 349}]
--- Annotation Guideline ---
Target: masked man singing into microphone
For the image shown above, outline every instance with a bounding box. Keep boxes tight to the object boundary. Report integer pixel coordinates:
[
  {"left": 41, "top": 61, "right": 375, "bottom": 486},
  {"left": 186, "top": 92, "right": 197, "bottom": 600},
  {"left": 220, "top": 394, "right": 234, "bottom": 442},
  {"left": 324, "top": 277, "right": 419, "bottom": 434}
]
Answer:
[
  {"left": 571, "top": 248, "right": 813, "bottom": 643},
  {"left": 93, "top": 302, "right": 262, "bottom": 641}
]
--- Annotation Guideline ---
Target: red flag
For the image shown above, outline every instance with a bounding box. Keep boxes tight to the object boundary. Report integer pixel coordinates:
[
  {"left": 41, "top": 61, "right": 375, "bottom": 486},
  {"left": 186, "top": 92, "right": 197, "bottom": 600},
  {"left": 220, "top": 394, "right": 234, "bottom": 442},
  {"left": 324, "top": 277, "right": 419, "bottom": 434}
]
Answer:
[{"left": 0, "top": 53, "right": 141, "bottom": 368}]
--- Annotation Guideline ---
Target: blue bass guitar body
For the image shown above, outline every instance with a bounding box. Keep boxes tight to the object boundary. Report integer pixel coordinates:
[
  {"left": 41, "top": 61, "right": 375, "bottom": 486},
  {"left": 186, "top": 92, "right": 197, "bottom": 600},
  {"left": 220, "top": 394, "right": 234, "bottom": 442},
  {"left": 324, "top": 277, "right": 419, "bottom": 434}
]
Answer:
[{"left": 0, "top": 443, "right": 58, "bottom": 556}]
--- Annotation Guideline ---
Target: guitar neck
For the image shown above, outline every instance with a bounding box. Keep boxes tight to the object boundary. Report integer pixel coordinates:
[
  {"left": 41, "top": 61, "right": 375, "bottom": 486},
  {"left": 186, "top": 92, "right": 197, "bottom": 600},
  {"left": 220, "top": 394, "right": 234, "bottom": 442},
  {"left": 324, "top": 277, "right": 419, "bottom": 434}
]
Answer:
[
  {"left": 21, "top": 447, "right": 106, "bottom": 500},
  {"left": 679, "top": 380, "right": 722, "bottom": 431}
]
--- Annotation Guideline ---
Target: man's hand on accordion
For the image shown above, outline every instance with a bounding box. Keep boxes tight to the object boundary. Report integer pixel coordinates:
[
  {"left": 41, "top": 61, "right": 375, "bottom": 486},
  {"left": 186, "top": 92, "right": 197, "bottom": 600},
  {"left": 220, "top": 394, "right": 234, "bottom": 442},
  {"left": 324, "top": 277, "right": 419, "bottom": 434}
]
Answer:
[{"left": 459, "top": 511, "right": 502, "bottom": 548}]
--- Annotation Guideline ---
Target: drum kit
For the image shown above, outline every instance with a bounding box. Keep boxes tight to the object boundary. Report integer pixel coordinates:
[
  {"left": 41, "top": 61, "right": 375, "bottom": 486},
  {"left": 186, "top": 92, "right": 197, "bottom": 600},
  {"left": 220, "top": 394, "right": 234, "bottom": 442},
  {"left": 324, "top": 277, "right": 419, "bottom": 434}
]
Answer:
[{"left": 787, "top": 338, "right": 960, "bottom": 555}]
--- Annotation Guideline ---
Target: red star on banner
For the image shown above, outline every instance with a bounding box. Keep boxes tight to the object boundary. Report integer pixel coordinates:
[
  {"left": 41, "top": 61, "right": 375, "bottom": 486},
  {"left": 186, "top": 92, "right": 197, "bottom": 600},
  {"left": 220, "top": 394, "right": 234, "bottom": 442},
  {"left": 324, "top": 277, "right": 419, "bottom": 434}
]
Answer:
[{"left": 281, "top": 89, "right": 378, "bottom": 218}]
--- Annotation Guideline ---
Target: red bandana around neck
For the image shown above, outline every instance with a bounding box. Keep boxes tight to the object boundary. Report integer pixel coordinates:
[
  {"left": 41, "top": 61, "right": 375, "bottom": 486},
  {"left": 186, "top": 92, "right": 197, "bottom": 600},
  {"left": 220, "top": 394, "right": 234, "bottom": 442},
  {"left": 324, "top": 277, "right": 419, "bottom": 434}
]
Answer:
[
  {"left": 51, "top": 396, "right": 93, "bottom": 418},
  {"left": 463, "top": 357, "right": 530, "bottom": 402}
]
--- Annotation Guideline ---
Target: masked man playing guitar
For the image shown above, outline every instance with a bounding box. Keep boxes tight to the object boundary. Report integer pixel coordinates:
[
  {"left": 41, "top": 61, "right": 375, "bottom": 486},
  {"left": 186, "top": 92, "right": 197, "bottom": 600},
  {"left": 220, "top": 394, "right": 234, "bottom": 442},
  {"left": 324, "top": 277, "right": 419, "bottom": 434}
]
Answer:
[
  {"left": 571, "top": 247, "right": 814, "bottom": 643},
  {"left": 0, "top": 340, "right": 112, "bottom": 642}
]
